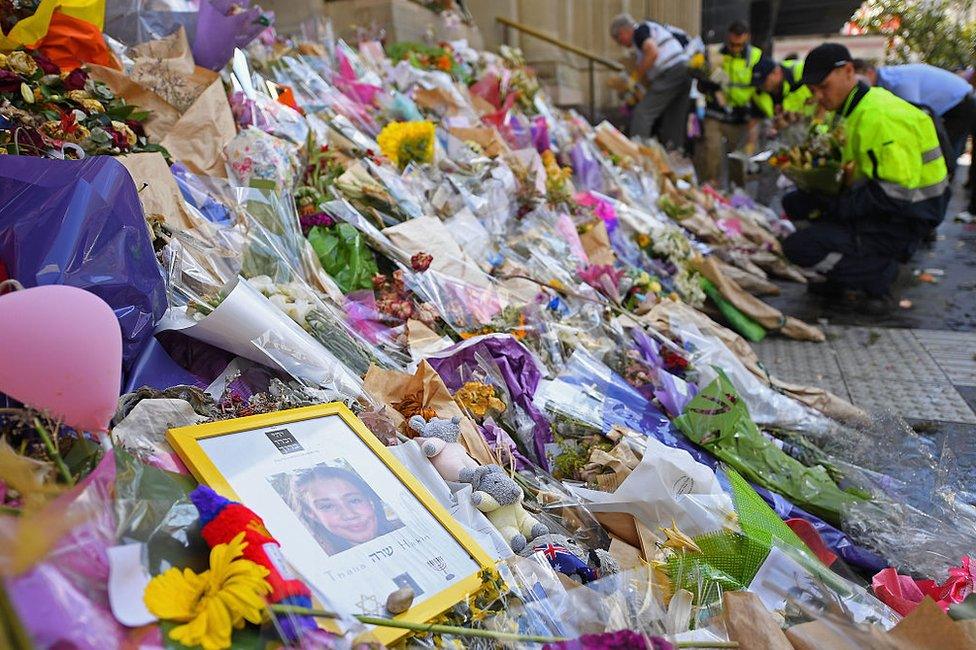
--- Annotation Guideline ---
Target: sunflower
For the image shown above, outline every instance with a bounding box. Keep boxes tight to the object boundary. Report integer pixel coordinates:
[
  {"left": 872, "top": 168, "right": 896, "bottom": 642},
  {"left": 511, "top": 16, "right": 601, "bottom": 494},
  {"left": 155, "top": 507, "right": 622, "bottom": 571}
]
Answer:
[{"left": 144, "top": 532, "right": 271, "bottom": 650}]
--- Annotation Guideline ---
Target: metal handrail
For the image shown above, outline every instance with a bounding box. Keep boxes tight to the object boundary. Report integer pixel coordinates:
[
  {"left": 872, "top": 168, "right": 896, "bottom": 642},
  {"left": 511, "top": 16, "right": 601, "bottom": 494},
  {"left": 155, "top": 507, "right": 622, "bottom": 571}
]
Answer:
[{"left": 496, "top": 16, "right": 623, "bottom": 119}]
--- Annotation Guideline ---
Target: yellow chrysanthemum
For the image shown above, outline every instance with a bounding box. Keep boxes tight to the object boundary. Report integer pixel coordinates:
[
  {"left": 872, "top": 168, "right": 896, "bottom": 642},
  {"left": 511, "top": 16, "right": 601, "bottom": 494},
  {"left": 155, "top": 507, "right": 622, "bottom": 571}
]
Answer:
[
  {"left": 377, "top": 120, "right": 435, "bottom": 169},
  {"left": 144, "top": 532, "right": 271, "bottom": 650}
]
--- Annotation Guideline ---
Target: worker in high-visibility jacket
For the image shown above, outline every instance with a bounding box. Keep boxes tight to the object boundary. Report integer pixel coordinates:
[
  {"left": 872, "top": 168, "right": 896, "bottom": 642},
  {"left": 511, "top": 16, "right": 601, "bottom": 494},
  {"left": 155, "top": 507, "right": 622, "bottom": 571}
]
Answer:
[
  {"left": 697, "top": 20, "right": 763, "bottom": 184},
  {"left": 751, "top": 57, "right": 817, "bottom": 120},
  {"left": 781, "top": 43, "right": 950, "bottom": 313}
]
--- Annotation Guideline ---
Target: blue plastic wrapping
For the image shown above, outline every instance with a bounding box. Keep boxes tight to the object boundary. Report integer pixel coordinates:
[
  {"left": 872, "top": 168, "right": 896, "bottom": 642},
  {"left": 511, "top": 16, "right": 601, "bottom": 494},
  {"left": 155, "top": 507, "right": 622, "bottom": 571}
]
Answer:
[{"left": 0, "top": 156, "right": 167, "bottom": 376}]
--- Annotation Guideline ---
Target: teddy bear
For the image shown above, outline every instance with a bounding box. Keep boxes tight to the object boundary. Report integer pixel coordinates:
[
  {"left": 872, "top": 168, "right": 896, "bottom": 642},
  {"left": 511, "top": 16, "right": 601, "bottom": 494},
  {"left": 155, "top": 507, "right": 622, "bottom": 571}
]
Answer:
[
  {"left": 408, "top": 415, "right": 479, "bottom": 482},
  {"left": 518, "top": 533, "right": 619, "bottom": 584},
  {"left": 458, "top": 464, "right": 547, "bottom": 552}
]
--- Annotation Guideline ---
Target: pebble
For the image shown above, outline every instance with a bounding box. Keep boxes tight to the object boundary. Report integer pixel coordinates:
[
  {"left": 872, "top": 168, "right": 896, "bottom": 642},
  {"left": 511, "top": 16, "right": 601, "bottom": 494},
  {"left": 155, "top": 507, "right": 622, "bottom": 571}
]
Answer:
[{"left": 386, "top": 586, "right": 414, "bottom": 615}]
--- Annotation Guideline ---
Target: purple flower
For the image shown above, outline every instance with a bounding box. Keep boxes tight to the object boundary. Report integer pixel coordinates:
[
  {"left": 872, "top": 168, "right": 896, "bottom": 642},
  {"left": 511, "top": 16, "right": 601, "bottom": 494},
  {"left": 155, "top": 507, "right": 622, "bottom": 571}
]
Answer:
[
  {"left": 543, "top": 631, "right": 674, "bottom": 650},
  {"left": 300, "top": 211, "right": 335, "bottom": 235}
]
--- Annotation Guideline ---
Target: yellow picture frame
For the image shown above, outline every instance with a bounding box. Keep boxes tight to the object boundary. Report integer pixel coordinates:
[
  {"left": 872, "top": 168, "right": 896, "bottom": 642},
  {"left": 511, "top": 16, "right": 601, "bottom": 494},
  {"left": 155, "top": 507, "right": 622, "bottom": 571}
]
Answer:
[{"left": 167, "top": 402, "right": 496, "bottom": 645}]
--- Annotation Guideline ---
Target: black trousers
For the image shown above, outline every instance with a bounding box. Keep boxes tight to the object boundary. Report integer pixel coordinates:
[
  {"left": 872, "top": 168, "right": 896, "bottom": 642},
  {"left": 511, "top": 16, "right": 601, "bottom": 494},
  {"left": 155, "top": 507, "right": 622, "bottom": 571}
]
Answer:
[
  {"left": 781, "top": 190, "right": 920, "bottom": 296},
  {"left": 946, "top": 94, "right": 976, "bottom": 211}
]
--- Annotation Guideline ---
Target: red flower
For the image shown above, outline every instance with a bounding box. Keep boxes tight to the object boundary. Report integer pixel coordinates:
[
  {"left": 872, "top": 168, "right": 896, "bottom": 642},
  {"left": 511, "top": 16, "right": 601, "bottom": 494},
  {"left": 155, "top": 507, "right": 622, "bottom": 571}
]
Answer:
[
  {"left": 59, "top": 111, "right": 79, "bottom": 135},
  {"left": 124, "top": 119, "right": 146, "bottom": 139},
  {"left": 29, "top": 50, "right": 59, "bottom": 75},
  {"left": 64, "top": 68, "right": 88, "bottom": 91},
  {"left": 410, "top": 251, "right": 433, "bottom": 272},
  {"left": 108, "top": 127, "right": 129, "bottom": 150},
  {"left": 0, "top": 69, "right": 21, "bottom": 93}
]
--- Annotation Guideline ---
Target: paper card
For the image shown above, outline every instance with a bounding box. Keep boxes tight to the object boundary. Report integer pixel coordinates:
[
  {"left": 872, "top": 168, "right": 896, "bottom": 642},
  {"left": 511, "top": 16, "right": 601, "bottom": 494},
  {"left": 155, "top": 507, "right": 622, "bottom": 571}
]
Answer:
[{"left": 107, "top": 544, "right": 156, "bottom": 628}]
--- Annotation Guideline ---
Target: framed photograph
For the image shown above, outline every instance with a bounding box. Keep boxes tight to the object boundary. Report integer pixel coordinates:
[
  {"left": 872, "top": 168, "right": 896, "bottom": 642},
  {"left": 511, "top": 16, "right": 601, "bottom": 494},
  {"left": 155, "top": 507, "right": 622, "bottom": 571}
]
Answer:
[{"left": 167, "top": 402, "right": 494, "bottom": 644}]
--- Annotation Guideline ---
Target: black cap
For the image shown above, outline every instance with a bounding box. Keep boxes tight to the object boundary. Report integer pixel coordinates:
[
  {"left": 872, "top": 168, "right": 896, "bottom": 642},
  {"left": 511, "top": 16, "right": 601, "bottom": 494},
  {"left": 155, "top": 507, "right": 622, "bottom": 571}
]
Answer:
[
  {"left": 801, "top": 43, "right": 853, "bottom": 85},
  {"left": 751, "top": 58, "right": 777, "bottom": 88}
]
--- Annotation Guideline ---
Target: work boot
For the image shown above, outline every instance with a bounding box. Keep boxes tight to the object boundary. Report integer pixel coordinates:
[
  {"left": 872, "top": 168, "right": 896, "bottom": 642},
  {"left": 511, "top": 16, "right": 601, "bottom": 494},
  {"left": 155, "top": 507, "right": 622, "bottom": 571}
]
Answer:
[{"left": 859, "top": 293, "right": 895, "bottom": 316}]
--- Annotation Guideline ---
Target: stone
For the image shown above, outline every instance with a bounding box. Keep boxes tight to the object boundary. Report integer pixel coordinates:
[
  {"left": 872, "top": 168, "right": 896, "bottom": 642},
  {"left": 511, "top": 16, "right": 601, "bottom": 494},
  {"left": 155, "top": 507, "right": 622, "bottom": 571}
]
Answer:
[{"left": 385, "top": 586, "right": 414, "bottom": 615}]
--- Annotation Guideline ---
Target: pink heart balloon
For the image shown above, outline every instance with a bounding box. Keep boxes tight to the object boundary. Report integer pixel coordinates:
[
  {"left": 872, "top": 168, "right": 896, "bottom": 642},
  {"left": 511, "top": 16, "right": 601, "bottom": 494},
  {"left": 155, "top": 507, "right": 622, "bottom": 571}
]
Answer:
[{"left": 0, "top": 285, "right": 122, "bottom": 432}]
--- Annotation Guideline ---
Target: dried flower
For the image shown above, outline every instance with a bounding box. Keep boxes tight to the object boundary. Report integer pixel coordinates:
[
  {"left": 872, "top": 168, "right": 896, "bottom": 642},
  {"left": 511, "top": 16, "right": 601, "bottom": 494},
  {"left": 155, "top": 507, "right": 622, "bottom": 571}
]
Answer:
[
  {"left": 410, "top": 251, "right": 433, "bottom": 272},
  {"left": 6, "top": 51, "right": 37, "bottom": 76},
  {"left": 454, "top": 382, "right": 506, "bottom": 418},
  {"left": 392, "top": 391, "right": 438, "bottom": 423},
  {"left": 659, "top": 520, "right": 702, "bottom": 554}
]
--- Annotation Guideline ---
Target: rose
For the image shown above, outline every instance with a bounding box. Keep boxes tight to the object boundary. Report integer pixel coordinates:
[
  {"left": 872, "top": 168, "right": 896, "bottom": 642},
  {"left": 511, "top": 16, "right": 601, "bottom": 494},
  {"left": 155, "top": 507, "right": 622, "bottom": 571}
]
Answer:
[
  {"left": 6, "top": 51, "right": 37, "bottom": 76},
  {"left": 410, "top": 251, "right": 433, "bottom": 272},
  {"left": 64, "top": 68, "right": 88, "bottom": 91},
  {"left": 29, "top": 50, "right": 59, "bottom": 75},
  {"left": 0, "top": 69, "right": 21, "bottom": 93}
]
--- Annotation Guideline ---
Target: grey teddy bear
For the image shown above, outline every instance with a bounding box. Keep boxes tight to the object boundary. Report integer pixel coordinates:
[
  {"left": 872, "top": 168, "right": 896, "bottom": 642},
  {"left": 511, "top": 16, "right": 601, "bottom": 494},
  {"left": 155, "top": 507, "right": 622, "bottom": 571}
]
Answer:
[
  {"left": 458, "top": 464, "right": 547, "bottom": 552},
  {"left": 408, "top": 415, "right": 478, "bottom": 482}
]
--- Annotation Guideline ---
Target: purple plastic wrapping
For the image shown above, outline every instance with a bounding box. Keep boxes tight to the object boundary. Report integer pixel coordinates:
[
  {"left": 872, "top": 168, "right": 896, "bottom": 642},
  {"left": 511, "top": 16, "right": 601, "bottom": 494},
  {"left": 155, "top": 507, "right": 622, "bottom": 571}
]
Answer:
[
  {"left": 531, "top": 116, "right": 550, "bottom": 153},
  {"left": 426, "top": 334, "right": 553, "bottom": 470},
  {"left": 3, "top": 452, "right": 157, "bottom": 649},
  {"left": 569, "top": 142, "right": 604, "bottom": 193},
  {"left": 192, "top": 0, "right": 272, "bottom": 70},
  {"left": 0, "top": 156, "right": 167, "bottom": 376}
]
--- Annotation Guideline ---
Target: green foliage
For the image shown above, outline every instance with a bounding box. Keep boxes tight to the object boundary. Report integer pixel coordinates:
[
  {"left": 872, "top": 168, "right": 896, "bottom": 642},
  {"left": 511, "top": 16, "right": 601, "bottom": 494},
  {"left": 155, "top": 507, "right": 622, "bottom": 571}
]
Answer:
[
  {"left": 854, "top": 0, "right": 976, "bottom": 68},
  {"left": 307, "top": 222, "right": 379, "bottom": 293}
]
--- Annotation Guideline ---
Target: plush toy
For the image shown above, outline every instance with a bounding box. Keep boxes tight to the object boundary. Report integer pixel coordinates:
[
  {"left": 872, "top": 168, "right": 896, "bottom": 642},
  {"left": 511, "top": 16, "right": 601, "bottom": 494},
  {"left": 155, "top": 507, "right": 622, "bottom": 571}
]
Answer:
[
  {"left": 190, "top": 485, "right": 316, "bottom": 642},
  {"left": 459, "top": 464, "right": 547, "bottom": 552},
  {"left": 408, "top": 414, "right": 478, "bottom": 482},
  {"left": 519, "top": 533, "right": 620, "bottom": 584}
]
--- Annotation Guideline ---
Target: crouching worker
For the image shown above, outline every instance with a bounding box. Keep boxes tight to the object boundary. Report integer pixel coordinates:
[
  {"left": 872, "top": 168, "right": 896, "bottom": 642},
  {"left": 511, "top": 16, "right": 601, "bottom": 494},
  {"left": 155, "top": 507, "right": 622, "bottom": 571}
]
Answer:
[{"left": 781, "top": 44, "right": 949, "bottom": 313}]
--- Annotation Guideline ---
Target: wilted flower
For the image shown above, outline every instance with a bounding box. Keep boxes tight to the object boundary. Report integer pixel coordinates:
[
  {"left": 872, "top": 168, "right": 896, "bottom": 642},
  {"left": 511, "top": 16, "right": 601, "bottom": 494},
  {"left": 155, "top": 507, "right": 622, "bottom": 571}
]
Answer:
[
  {"left": 410, "top": 251, "right": 433, "bottom": 272},
  {"left": 6, "top": 51, "right": 37, "bottom": 76},
  {"left": 454, "top": 382, "right": 506, "bottom": 418}
]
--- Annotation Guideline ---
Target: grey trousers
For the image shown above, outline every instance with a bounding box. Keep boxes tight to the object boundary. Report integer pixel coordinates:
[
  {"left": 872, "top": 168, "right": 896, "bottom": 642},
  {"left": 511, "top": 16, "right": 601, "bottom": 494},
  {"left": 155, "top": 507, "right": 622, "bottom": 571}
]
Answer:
[{"left": 629, "top": 64, "right": 692, "bottom": 150}]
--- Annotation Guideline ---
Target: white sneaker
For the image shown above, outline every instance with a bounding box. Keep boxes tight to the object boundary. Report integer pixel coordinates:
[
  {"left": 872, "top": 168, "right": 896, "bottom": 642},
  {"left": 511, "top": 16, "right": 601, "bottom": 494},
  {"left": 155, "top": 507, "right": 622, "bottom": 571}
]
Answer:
[{"left": 956, "top": 210, "right": 976, "bottom": 223}]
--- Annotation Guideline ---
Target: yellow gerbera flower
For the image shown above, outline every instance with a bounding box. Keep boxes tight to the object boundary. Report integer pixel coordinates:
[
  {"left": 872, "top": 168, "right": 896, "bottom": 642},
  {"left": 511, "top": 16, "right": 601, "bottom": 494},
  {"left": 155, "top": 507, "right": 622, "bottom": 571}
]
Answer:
[
  {"left": 144, "top": 532, "right": 271, "bottom": 650},
  {"left": 377, "top": 120, "right": 435, "bottom": 169}
]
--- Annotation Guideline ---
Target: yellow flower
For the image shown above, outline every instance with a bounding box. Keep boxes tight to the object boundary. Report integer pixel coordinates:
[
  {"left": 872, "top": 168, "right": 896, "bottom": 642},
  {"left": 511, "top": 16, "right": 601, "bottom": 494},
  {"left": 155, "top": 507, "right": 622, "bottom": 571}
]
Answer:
[
  {"left": 7, "top": 52, "right": 37, "bottom": 76},
  {"left": 0, "top": 54, "right": 8, "bottom": 70},
  {"left": 454, "top": 381, "right": 506, "bottom": 418},
  {"left": 66, "top": 90, "right": 90, "bottom": 101},
  {"left": 377, "top": 120, "right": 435, "bottom": 169},
  {"left": 144, "top": 532, "right": 271, "bottom": 650}
]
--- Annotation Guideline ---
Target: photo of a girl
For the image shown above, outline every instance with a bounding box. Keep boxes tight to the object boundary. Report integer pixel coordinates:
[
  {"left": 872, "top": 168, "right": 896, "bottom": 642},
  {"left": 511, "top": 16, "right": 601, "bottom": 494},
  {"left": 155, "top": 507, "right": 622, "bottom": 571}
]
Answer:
[{"left": 271, "top": 462, "right": 405, "bottom": 556}]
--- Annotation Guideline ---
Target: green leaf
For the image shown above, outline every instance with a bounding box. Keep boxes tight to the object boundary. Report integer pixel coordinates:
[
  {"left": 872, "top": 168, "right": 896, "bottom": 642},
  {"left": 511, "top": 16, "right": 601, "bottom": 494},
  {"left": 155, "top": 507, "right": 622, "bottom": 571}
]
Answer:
[{"left": 307, "top": 223, "right": 378, "bottom": 293}]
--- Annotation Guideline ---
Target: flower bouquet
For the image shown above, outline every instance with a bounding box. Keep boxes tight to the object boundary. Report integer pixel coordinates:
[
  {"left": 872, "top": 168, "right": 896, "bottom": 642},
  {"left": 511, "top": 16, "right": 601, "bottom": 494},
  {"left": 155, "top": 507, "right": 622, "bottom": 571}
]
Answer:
[
  {"left": 769, "top": 123, "right": 846, "bottom": 195},
  {"left": 0, "top": 49, "right": 165, "bottom": 157}
]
